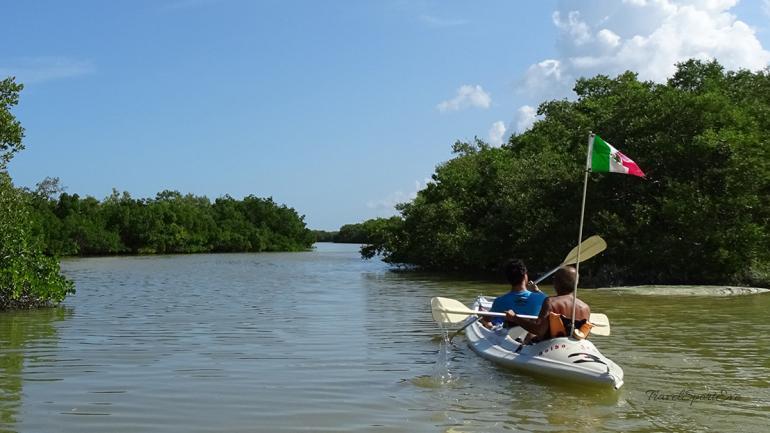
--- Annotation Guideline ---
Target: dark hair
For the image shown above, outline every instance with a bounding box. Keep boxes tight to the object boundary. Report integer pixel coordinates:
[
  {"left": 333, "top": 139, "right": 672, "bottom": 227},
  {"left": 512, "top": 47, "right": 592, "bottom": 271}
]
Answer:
[{"left": 503, "top": 259, "right": 527, "bottom": 285}]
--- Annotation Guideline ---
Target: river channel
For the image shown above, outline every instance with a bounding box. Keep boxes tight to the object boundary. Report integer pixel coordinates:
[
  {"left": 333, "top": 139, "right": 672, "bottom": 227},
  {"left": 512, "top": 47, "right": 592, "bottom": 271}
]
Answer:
[{"left": 0, "top": 243, "right": 768, "bottom": 432}]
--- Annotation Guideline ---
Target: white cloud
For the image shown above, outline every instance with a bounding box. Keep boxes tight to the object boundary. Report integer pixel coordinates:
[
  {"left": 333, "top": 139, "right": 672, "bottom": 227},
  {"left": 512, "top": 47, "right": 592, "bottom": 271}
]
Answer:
[
  {"left": 519, "top": 0, "right": 770, "bottom": 103},
  {"left": 420, "top": 15, "right": 468, "bottom": 27},
  {"left": 0, "top": 57, "right": 94, "bottom": 83},
  {"left": 596, "top": 29, "right": 621, "bottom": 48},
  {"left": 437, "top": 84, "right": 492, "bottom": 112},
  {"left": 552, "top": 11, "right": 592, "bottom": 46},
  {"left": 367, "top": 179, "right": 432, "bottom": 211},
  {"left": 521, "top": 59, "right": 564, "bottom": 100},
  {"left": 489, "top": 121, "right": 507, "bottom": 146},
  {"left": 487, "top": 107, "right": 538, "bottom": 146},
  {"left": 515, "top": 105, "right": 538, "bottom": 134}
]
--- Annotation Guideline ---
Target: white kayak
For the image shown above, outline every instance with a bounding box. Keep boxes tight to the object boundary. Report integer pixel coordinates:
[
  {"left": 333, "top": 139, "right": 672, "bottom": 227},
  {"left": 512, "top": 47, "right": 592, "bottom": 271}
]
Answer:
[{"left": 464, "top": 297, "right": 624, "bottom": 389}]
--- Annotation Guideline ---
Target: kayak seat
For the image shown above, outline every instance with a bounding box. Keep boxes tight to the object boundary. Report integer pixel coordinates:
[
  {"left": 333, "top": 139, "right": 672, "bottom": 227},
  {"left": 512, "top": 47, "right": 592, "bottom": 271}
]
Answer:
[{"left": 507, "top": 326, "right": 529, "bottom": 342}]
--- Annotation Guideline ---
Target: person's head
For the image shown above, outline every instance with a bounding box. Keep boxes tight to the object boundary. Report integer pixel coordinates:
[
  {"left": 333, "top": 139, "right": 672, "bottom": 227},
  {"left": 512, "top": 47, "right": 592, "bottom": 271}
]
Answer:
[
  {"left": 553, "top": 266, "right": 577, "bottom": 295},
  {"left": 503, "top": 259, "right": 528, "bottom": 287}
]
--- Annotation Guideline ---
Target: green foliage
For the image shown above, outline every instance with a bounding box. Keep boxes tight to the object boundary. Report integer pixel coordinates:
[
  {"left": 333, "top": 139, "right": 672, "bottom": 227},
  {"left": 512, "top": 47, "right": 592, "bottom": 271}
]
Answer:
[
  {"left": 312, "top": 230, "right": 338, "bottom": 242},
  {"left": 28, "top": 188, "right": 316, "bottom": 256},
  {"left": 336, "top": 223, "right": 371, "bottom": 243},
  {"left": 363, "top": 60, "right": 770, "bottom": 286},
  {"left": 0, "top": 78, "right": 25, "bottom": 169},
  {"left": 0, "top": 78, "right": 73, "bottom": 309},
  {"left": 334, "top": 217, "right": 402, "bottom": 248},
  {"left": 357, "top": 217, "right": 403, "bottom": 259},
  {"left": 314, "top": 220, "right": 404, "bottom": 245},
  {"left": 0, "top": 173, "right": 75, "bottom": 309}
]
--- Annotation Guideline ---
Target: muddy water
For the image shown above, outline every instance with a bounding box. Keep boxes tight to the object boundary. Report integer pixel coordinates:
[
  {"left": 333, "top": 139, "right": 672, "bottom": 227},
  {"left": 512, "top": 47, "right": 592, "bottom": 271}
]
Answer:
[{"left": 0, "top": 243, "right": 767, "bottom": 432}]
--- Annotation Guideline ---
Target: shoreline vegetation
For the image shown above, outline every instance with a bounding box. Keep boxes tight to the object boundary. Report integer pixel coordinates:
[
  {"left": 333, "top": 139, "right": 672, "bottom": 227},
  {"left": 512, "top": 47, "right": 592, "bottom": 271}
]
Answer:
[
  {"left": 1, "top": 78, "right": 74, "bottom": 310},
  {"left": 2, "top": 59, "right": 769, "bottom": 309},
  {"left": 312, "top": 220, "right": 397, "bottom": 244},
  {"left": 29, "top": 184, "right": 315, "bottom": 257},
  {"left": 0, "top": 77, "right": 315, "bottom": 310},
  {"left": 354, "top": 60, "right": 769, "bottom": 288}
]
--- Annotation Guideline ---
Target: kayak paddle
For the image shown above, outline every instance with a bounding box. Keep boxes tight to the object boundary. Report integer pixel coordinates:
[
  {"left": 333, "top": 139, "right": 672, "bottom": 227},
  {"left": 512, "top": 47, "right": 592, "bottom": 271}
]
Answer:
[
  {"left": 432, "top": 296, "right": 610, "bottom": 336},
  {"left": 444, "top": 235, "right": 608, "bottom": 340},
  {"left": 533, "top": 235, "right": 607, "bottom": 285},
  {"left": 431, "top": 296, "right": 537, "bottom": 325}
]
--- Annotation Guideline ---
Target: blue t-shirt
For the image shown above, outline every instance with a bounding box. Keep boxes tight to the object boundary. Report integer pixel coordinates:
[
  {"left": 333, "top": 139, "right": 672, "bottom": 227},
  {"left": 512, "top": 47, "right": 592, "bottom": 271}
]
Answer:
[{"left": 489, "top": 290, "right": 547, "bottom": 325}]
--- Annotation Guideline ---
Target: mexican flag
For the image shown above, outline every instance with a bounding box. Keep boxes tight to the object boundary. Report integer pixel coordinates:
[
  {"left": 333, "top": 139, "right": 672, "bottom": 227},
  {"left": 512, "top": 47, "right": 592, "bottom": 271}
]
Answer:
[{"left": 589, "top": 134, "right": 645, "bottom": 178}]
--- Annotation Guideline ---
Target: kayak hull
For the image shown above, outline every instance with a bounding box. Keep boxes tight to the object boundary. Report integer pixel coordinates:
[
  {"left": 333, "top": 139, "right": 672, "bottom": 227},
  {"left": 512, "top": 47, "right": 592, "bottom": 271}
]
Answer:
[{"left": 465, "top": 297, "right": 624, "bottom": 389}]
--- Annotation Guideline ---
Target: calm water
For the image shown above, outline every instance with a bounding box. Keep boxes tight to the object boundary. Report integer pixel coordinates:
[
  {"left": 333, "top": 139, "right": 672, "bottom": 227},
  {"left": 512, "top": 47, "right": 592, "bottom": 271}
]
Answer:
[{"left": 1, "top": 243, "right": 768, "bottom": 433}]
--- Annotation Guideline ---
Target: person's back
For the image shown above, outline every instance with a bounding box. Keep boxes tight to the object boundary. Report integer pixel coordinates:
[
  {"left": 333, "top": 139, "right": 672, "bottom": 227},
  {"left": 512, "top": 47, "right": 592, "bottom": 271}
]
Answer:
[
  {"left": 546, "top": 292, "right": 590, "bottom": 338},
  {"left": 491, "top": 289, "right": 546, "bottom": 317},
  {"left": 548, "top": 293, "right": 590, "bottom": 322},
  {"left": 486, "top": 259, "right": 546, "bottom": 327},
  {"left": 505, "top": 266, "right": 591, "bottom": 340}
]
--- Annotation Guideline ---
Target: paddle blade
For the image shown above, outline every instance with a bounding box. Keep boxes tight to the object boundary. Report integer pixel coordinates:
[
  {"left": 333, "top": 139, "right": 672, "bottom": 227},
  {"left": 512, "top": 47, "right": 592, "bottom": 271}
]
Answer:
[
  {"left": 589, "top": 313, "right": 610, "bottom": 336},
  {"left": 430, "top": 297, "right": 476, "bottom": 325},
  {"left": 562, "top": 235, "right": 607, "bottom": 266}
]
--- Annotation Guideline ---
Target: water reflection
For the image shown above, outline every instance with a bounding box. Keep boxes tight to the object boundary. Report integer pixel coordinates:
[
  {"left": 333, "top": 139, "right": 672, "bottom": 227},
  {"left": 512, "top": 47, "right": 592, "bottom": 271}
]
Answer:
[{"left": 0, "top": 307, "right": 70, "bottom": 429}]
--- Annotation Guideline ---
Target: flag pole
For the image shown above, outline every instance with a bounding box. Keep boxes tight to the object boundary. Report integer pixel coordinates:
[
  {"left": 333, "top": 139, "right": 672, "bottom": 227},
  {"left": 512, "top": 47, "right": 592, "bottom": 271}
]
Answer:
[{"left": 570, "top": 132, "right": 594, "bottom": 335}]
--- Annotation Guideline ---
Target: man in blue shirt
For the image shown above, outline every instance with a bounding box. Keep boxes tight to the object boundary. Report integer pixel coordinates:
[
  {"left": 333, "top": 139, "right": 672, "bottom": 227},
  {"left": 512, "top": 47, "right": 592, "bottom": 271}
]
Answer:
[{"left": 483, "top": 259, "right": 546, "bottom": 328}]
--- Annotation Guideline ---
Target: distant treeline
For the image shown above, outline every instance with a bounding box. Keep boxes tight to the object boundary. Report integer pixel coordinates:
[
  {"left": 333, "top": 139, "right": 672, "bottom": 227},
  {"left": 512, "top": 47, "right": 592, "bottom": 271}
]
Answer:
[
  {"left": 312, "top": 230, "right": 339, "bottom": 242},
  {"left": 359, "top": 60, "right": 770, "bottom": 287},
  {"left": 2, "top": 75, "right": 319, "bottom": 310},
  {"left": 28, "top": 180, "right": 315, "bottom": 256},
  {"left": 313, "top": 219, "right": 398, "bottom": 244}
]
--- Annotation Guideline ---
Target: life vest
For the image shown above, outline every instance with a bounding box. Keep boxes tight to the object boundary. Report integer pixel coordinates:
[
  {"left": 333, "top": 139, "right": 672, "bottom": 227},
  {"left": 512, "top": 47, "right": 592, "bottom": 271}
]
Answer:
[
  {"left": 548, "top": 312, "right": 567, "bottom": 338},
  {"left": 548, "top": 312, "right": 593, "bottom": 339}
]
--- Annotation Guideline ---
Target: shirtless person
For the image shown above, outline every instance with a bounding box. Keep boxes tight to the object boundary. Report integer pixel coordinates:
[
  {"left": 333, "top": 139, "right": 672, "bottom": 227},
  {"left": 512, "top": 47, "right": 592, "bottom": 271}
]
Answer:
[{"left": 504, "top": 266, "right": 590, "bottom": 340}]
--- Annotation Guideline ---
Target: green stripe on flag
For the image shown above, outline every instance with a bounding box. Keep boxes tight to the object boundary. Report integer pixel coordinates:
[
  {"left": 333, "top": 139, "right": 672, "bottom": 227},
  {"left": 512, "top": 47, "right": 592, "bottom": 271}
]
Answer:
[{"left": 591, "top": 135, "right": 611, "bottom": 172}]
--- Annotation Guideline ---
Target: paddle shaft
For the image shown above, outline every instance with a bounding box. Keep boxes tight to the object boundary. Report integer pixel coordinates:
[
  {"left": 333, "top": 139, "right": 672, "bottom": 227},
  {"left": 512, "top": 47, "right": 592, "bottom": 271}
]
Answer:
[
  {"left": 448, "top": 316, "right": 480, "bottom": 342},
  {"left": 441, "top": 309, "right": 537, "bottom": 320},
  {"left": 533, "top": 267, "right": 559, "bottom": 285},
  {"left": 446, "top": 306, "right": 609, "bottom": 339},
  {"left": 447, "top": 309, "right": 536, "bottom": 341}
]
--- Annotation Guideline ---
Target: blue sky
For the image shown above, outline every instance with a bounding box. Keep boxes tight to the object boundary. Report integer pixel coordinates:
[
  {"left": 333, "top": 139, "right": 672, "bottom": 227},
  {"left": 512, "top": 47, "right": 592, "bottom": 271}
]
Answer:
[{"left": 4, "top": 0, "right": 770, "bottom": 229}]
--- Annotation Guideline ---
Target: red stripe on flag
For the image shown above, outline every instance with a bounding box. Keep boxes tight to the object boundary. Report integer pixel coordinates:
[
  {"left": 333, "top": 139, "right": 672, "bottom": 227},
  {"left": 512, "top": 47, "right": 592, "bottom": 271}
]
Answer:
[{"left": 617, "top": 151, "right": 645, "bottom": 177}]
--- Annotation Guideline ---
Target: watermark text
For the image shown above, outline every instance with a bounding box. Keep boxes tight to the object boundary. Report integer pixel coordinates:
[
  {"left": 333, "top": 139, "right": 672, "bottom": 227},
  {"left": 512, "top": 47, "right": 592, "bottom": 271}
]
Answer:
[{"left": 645, "top": 389, "right": 741, "bottom": 406}]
